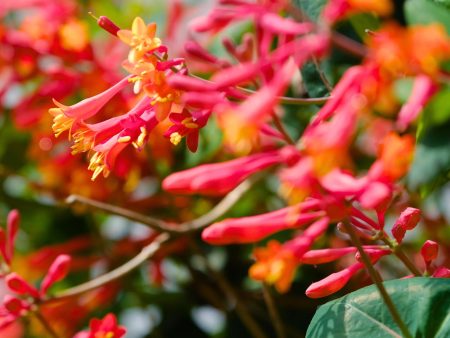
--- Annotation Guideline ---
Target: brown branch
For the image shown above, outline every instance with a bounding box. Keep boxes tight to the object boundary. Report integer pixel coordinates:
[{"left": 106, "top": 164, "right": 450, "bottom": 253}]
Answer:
[
  {"left": 66, "top": 172, "right": 261, "bottom": 233},
  {"left": 272, "top": 111, "right": 295, "bottom": 145},
  {"left": 46, "top": 233, "right": 170, "bottom": 302},
  {"left": 48, "top": 174, "right": 260, "bottom": 303},
  {"left": 311, "top": 57, "right": 333, "bottom": 93},
  {"left": 34, "top": 311, "right": 60, "bottom": 338},
  {"left": 262, "top": 284, "right": 286, "bottom": 338},
  {"left": 190, "top": 240, "right": 268, "bottom": 338}
]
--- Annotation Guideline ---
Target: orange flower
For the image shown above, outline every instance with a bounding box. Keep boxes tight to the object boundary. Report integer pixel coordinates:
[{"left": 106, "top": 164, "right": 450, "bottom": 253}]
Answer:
[
  {"left": 378, "top": 132, "right": 414, "bottom": 181},
  {"left": 117, "top": 17, "right": 162, "bottom": 63},
  {"left": 58, "top": 19, "right": 89, "bottom": 52},
  {"left": 249, "top": 241, "right": 298, "bottom": 293},
  {"left": 323, "top": 0, "right": 392, "bottom": 23},
  {"left": 369, "top": 23, "right": 450, "bottom": 77},
  {"left": 409, "top": 24, "right": 450, "bottom": 76}
]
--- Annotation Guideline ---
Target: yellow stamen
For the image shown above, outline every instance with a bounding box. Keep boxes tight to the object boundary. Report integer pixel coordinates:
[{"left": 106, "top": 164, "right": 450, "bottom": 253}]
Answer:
[
  {"left": 170, "top": 132, "right": 182, "bottom": 146},
  {"left": 50, "top": 108, "right": 75, "bottom": 138},
  {"left": 118, "top": 136, "right": 131, "bottom": 143},
  {"left": 136, "top": 127, "right": 147, "bottom": 149}
]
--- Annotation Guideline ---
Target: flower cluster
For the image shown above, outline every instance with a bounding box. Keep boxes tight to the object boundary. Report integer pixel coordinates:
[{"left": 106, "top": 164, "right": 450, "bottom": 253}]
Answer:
[
  {"left": 0, "top": 211, "right": 71, "bottom": 329},
  {"left": 156, "top": 0, "right": 450, "bottom": 298}
]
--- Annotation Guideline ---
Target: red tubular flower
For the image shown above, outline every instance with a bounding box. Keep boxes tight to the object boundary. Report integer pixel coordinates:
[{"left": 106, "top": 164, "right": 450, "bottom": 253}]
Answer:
[
  {"left": 167, "top": 74, "right": 216, "bottom": 92},
  {"left": 73, "top": 313, "right": 126, "bottom": 338},
  {"left": 72, "top": 97, "right": 159, "bottom": 180},
  {"left": 421, "top": 240, "right": 438, "bottom": 265},
  {"left": 6, "top": 210, "right": 19, "bottom": 264},
  {"left": 5, "top": 273, "right": 40, "bottom": 299},
  {"left": 164, "top": 109, "right": 210, "bottom": 152},
  {"left": 433, "top": 267, "right": 450, "bottom": 278},
  {"left": 162, "top": 150, "right": 286, "bottom": 195},
  {"left": 301, "top": 247, "right": 358, "bottom": 264},
  {"left": 40, "top": 254, "right": 71, "bottom": 296},
  {"left": 321, "top": 169, "right": 392, "bottom": 210},
  {"left": 283, "top": 217, "right": 330, "bottom": 259},
  {"left": 396, "top": 75, "right": 437, "bottom": 131},
  {"left": 305, "top": 262, "right": 364, "bottom": 298},
  {"left": 49, "top": 75, "right": 131, "bottom": 137},
  {"left": 260, "top": 13, "right": 313, "bottom": 35},
  {"left": 202, "top": 200, "right": 324, "bottom": 245},
  {"left": 96, "top": 16, "right": 120, "bottom": 36},
  {"left": 2, "top": 295, "right": 30, "bottom": 317},
  {"left": 0, "top": 209, "right": 20, "bottom": 265},
  {"left": 391, "top": 207, "right": 421, "bottom": 243},
  {"left": 355, "top": 248, "right": 391, "bottom": 262},
  {"left": 322, "top": 0, "right": 392, "bottom": 24},
  {"left": 307, "top": 66, "right": 365, "bottom": 131}
]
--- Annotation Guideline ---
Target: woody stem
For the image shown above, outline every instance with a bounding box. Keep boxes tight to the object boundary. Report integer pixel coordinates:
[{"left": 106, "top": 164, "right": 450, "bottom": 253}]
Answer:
[
  {"left": 272, "top": 112, "right": 295, "bottom": 145},
  {"left": 189, "top": 240, "right": 269, "bottom": 338},
  {"left": 34, "top": 311, "right": 60, "bottom": 338},
  {"left": 344, "top": 222, "right": 413, "bottom": 338},
  {"left": 262, "top": 284, "right": 286, "bottom": 338}
]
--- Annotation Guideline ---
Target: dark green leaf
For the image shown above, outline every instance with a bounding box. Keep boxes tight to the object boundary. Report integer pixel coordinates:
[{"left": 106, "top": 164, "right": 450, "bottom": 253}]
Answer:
[
  {"left": 431, "top": 0, "right": 450, "bottom": 9},
  {"left": 294, "top": 0, "right": 327, "bottom": 21},
  {"left": 307, "top": 277, "right": 450, "bottom": 338},
  {"left": 422, "top": 86, "right": 450, "bottom": 127},
  {"left": 185, "top": 117, "right": 223, "bottom": 167},
  {"left": 404, "top": 0, "right": 450, "bottom": 34},
  {"left": 407, "top": 121, "right": 450, "bottom": 194},
  {"left": 393, "top": 78, "right": 414, "bottom": 104},
  {"left": 349, "top": 13, "right": 380, "bottom": 40}
]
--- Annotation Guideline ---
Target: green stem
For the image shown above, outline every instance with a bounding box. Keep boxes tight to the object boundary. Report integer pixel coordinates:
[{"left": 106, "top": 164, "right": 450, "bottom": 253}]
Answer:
[
  {"left": 381, "top": 236, "right": 422, "bottom": 276},
  {"left": 344, "top": 223, "right": 413, "bottom": 338}
]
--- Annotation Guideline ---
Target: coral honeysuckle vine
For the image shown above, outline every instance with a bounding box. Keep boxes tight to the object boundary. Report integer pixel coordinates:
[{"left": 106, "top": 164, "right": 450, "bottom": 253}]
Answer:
[{"left": 0, "top": 0, "right": 450, "bottom": 337}]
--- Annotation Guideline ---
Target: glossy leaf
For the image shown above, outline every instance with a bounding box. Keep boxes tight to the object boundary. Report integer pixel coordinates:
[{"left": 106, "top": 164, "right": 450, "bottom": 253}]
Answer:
[
  {"left": 407, "top": 121, "right": 450, "bottom": 194},
  {"left": 404, "top": 0, "right": 450, "bottom": 34},
  {"left": 307, "top": 277, "right": 450, "bottom": 338}
]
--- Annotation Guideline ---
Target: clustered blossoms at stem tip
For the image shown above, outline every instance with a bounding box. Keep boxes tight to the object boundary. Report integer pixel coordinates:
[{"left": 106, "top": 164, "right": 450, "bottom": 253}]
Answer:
[
  {"left": 46, "top": 0, "right": 450, "bottom": 300},
  {"left": 0, "top": 211, "right": 72, "bottom": 329}
]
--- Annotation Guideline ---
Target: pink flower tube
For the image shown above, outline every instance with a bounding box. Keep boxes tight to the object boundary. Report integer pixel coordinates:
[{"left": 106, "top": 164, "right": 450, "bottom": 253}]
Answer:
[
  {"left": 163, "top": 147, "right": 298, "bottom": 195},
  {"left": 202, "top": 200, "right": 324, "bottom": 245}
]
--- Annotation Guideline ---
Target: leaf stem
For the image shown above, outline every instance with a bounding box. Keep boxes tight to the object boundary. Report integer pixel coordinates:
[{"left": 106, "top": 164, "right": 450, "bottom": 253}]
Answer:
[{"left": 344, "top": 222, "right": 413, "bottom": 338}]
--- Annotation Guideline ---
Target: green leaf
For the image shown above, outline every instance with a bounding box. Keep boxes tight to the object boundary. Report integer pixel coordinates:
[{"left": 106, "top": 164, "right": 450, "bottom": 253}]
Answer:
[
  {"left": 422, "top": 86, "right": 450, "bottom": 127},
  {"left": 393, "top": 78, "right": 414, "bottom": 104},
  {"left": 349, "top": 13, "right": 380, "bottom": 40},
  {"left": 185, "top": 117, "right": 223, "bottom": 167},
  {"left": 407, "top": 121, "right": 450, "bottom": 194},
  {"left": 307, "top": 277, "right": 450, "bottom": 338},
  {"left": 294, "top": 0, "right": 327, "bottom": 21},
  {"left": 301, "top": 61, "right": 332, "bottom": 98},
  {"left": 404, "top": 0, "right": 450, "bottom": 34},
  {"left": 431, "top": 0, "right": 450, "bottom": 9}
]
